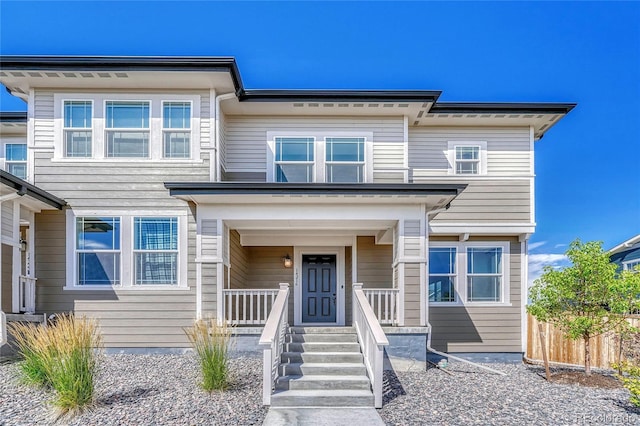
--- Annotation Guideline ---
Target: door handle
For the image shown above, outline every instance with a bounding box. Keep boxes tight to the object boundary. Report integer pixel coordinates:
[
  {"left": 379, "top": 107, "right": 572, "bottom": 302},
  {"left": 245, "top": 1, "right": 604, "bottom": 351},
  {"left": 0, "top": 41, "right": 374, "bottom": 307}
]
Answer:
[{"left": 332, "top": 293, "right": 336, "bottom": 304}]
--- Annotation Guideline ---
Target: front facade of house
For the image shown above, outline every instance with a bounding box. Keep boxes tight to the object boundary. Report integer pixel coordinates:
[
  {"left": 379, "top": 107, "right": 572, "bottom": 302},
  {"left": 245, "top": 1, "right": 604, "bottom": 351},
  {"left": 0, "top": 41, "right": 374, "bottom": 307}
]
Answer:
[
  {"left": 0, "top": 56, "right": 574, "bottom": 358},
  {"left": 609, "top": 234, "right": 640, "bottom": 272}
]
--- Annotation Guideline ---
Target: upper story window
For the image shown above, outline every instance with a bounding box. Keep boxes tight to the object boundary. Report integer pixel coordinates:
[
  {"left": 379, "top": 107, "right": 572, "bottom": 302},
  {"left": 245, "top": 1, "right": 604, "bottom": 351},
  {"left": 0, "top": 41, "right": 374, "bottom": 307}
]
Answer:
[
  {"left": 105, "top": 101, "right": 150, "bottom": 158},
  {"left": 624, "top": 259, "right": 640, "bottom": 272},
  {"left": 325, "top": 137, "right": 365, "bottom": 183},
  {"left": 275, "top": 137, "right": 315, "bottom": 182},
  {"left": 448, "top": 141, "right": 487, "bottom": 175},
  {"left": 163, "top": 102, "right": 191, "bottom": 158},
  {"left": 5, "top": 143, "right": 27, "bottom": 179},
  {"left": 64, "top": 101, "right": 92, "bottom": 157}
]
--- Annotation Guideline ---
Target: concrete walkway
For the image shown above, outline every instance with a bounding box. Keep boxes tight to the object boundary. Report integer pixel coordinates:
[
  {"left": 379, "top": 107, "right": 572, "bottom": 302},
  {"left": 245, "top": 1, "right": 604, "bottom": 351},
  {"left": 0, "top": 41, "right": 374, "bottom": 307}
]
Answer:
[{"left": 263, "top": 407, "right": 385, "bottom": 426}]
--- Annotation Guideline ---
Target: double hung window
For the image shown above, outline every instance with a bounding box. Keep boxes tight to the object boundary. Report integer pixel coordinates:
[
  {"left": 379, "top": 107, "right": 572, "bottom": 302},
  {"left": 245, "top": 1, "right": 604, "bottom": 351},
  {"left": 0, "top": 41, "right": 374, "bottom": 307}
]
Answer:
[
  {"left": 325, "top": 137, "right": 365, "bottom": 183},
  {"left": 5, "top": 144, "right": 27, "bottom": 179},
  {"left": 455, "top": 146, "right": 480, "bottom": 174},
  {"left": 134, "top": 217, "right": 178, "bottom": 285},
  {"left": 105, "top": 101, "right": 150, "bottom": 157},
  {"left": 275, "top": 137, "right": 314, "bottom": 182},
  {"left": 63, "top": 101, "right": 92, "bottom": 157},
  {"left": 76, "top": 217, "right": 121, "bottom": 286},
  {"left": 624, "top": 259, "right": 640, "bottom": 272},
  {"left": 162, "top": 102, "right": 191, "bottom": 158},
  {"left": 467, "top": 247, "right": 503, "bottom": 302},
  {"left": 428, "top": 248, "right": 457, "bottom": 302}
]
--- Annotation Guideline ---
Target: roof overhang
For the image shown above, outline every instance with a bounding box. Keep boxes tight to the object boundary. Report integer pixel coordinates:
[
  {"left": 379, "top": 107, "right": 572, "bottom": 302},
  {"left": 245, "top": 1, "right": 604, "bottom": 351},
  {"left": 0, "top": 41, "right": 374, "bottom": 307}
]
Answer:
[
  {"left": 609, "top": 234, "right": 640, "bottom": 254},
  {"left": 164, "top": 182, "right": 465, "bottom": 209},
  {"left": 0, "top": 111, "right": 27, "bottom": 135},
  {"left": 1, "top": 170, "right": 66, "bottom": 210}
]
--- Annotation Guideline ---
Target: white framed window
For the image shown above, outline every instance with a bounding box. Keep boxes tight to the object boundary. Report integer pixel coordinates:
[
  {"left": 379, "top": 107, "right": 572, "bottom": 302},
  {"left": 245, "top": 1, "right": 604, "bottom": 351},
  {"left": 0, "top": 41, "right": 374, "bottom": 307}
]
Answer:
[
  {"left": 274, "top": 137, "right": 315, "bottom": 182},
  {"left": 63, "top": 100, "right": 92, "bottom": 157},
  {"left": 134, "top": 217, "right": 179, "bottom": 285},
  {"left": 448, "top": 141, "right": 487, "bottom": 175},
  {"left": 325, "top": 137, "right": 365, "bottom": 183},
  {"left": 429, "top": 241, "right": 510, "bottom": 306},
  {"left": 76, "top": 217, "right": 121, "bottom": 286},
  {"left": 4, "top": 143, "right": 27, "bottom": 179},
  {"left": 66, "top": 211, "right": 188, "bottom": 290},
  {"left": 105, "top": 101, "right": 150, "bottom": 157},
  {"left": 624, "top": 259, "right": 640, "bottom": 272},
  {"left": 428, "top": 247, "right": 457, "bottom": 303},
  {"left": 162, "top": 101, "right": 191, "bottom": 158}
]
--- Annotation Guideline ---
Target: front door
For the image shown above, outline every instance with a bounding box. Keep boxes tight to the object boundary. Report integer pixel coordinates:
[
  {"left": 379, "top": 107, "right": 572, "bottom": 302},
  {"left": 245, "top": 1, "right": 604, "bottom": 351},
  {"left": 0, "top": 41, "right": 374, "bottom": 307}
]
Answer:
[{"left": 302, "top": 254, "right": 337, "bottom": 323}]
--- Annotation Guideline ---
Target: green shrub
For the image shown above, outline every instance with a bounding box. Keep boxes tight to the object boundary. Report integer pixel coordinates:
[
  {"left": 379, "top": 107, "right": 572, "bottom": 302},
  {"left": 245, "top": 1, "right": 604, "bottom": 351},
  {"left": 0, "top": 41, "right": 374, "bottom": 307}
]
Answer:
[
  {"left": 185, "top": 319, "right": 233, "bottom": 391},
  {"left": 8, "top": 314, "right": 102, "bottom": 417},
  {"left": 615, "top": 361, "right": 640, "bottom": 407}
]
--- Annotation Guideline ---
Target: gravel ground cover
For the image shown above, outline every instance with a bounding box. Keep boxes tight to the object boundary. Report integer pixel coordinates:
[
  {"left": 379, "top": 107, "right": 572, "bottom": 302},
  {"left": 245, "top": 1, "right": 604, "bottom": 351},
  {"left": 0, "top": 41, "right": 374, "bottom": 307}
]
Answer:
[
  {"left": 0, "top": 354, "right": 267, "bottom": 426},
  {"left": 2, "top": 355, "right": 640, "bottom": 425},
  {"left": 380, "top": 362, "right": 640, "bottom": 426}
]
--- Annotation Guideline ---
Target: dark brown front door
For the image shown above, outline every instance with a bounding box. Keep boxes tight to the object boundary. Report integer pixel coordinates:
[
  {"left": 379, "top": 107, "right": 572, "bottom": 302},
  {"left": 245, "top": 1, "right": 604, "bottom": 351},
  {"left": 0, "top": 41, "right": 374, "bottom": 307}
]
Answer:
[{"left": 302, "top": 254, "right": 337, "bottom": 323}]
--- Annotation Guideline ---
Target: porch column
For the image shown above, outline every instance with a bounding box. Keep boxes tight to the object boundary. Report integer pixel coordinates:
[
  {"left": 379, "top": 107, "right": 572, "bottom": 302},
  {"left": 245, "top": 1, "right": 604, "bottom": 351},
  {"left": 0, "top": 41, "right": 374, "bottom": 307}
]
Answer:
[
  {"left": 394, "top": 217, "right": 427, "bottom": 327},
  {"left": 197, "top": 217, "right": 223, "bottom": 320}
]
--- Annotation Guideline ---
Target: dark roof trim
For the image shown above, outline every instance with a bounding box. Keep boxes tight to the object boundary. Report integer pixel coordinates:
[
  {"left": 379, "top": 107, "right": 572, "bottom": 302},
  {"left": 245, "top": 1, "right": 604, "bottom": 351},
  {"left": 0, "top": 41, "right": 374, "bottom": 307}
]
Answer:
[
  {"left": 430, "top": 102, "right": 576, "bottom": 114},
  {"left": 0, "top": 55, "right": 244, "bottom": 93},
  {"left": 1, "top": 170, "right": 66, "bottom": 209},
  {"left": 0, "top": 112, "right": 27, "bottom": 122},
  {"left": 164, "top": 182, "right": 466, "bottom": 197},
  {"left": 237, "top": 89, "right": 442, "bottom": 103}
]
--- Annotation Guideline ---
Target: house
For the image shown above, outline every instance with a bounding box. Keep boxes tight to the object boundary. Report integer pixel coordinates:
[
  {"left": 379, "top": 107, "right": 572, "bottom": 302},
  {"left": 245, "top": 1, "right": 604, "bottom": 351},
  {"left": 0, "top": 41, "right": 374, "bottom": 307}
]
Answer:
[
  {"left": 0, "top": 56, "right": 575, "bottom": 406},
  {"left": 609, "top": 234, "right": 640, "bottom": 272}
]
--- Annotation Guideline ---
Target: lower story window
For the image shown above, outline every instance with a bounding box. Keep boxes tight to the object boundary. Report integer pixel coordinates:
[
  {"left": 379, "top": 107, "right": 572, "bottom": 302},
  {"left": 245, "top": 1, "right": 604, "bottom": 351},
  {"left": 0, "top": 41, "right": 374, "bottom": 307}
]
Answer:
[
  {"left": 467, "top": 247, "right": 503, "bottom": 302},
  {"left": 429, "top": 247, "right": 456, "bottom": 302},
  {"left": 134, "top": 217, "right": 178, "bottom": 285},
  {"left": 76, "top": 217, "right": 121, "bottom": 285}
]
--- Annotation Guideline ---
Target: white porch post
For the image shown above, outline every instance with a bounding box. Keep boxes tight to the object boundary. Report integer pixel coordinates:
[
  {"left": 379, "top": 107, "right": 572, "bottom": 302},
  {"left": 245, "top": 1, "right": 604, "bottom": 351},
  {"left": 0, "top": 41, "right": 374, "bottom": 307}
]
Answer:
[{"left": 11, "top": 201, "right": 20, "bottom": 313}]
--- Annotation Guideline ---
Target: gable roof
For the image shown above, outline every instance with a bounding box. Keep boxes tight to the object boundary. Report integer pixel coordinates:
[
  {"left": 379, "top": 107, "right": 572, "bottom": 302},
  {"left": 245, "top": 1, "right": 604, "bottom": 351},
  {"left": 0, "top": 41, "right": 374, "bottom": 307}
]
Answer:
[{"left": 609, "top": 234, "right": 640, "bottom": 255}]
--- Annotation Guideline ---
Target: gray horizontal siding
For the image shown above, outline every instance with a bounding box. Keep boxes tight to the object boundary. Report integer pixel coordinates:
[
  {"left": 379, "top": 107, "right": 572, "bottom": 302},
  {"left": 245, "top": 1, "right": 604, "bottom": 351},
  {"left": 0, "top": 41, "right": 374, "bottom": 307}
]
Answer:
[
  {"left": 34, "top": 91, "right": 54, "bottom": 148},
  {"left": 429, "top": 241, "right": 522, "bottom": 352},
  {"left": 409, "top": 126, "right": 531, "bottom": 176},
  {"left": 35, "top": 208, "right": 199, "bottom": 348},
  {"left": 1, "top": 201, "right": 13, "bottom": 239}
]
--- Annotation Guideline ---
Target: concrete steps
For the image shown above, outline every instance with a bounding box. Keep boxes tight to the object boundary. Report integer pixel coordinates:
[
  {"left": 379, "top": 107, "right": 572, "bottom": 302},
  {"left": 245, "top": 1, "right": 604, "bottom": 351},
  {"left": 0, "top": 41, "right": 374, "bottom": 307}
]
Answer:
[{"left": 271, "top": 326, "right": 374, "bottom": 408}]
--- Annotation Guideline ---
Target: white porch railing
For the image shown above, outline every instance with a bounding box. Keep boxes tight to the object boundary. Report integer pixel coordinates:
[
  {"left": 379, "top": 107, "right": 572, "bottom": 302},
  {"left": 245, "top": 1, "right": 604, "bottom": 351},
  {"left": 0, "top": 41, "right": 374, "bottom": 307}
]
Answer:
[
  {"left": 18, "top": 276, "right": 36, "bottom": 314},
  {"left": 0, "top": 311, "right": 6, "bottom": 347},
  {"left": 223, "top": 289, "right": 279, "bottom": 325},
  {"left": 353, "top": 283, "right": 389, "bottom": 408},
  {"left": 363, "top": 288, "right": 399, "bottom": 325},
  {"left": 258, "top": 283, "right": 289, "bottom": 406}
]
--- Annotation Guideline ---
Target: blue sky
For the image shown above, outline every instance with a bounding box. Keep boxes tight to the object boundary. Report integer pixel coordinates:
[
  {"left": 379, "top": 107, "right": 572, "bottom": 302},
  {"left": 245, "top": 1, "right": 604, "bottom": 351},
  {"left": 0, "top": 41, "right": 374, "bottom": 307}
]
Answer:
[{"left": 1, "top": 1, "right": 639, "bottom": 283}]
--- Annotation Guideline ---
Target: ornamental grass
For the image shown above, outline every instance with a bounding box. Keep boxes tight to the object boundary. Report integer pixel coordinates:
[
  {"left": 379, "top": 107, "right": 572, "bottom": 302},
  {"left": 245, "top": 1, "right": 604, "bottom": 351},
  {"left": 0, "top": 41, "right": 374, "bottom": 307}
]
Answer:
[{"left": 185, "top": 319, "right": 233, "bottom": 392}]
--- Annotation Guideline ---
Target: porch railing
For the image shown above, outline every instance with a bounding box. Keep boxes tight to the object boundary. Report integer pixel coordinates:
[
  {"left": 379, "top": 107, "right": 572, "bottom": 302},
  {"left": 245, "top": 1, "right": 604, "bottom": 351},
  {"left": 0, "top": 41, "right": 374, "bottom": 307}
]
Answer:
[
  {"left": 353, "top": 283, "right": 389, "bottom": 408},
  {"left": 363, "top": 288, "right": 399, "bottom": 325},
  {"left": 223, "top": 289, "right": 279, "bottom": 325},
  {"left": 18, "top": 276, "right": 36, "bottom": 313},
  {"left": 258, "top": 283, "right": 289, "bottom": 406}
]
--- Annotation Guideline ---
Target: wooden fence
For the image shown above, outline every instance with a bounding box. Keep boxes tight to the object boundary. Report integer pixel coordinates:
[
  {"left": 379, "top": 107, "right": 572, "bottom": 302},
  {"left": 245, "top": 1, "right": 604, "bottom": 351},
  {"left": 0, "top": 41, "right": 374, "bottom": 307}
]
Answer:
[{"left": 526, "top": 313, "right": 640, "bottom": 369}]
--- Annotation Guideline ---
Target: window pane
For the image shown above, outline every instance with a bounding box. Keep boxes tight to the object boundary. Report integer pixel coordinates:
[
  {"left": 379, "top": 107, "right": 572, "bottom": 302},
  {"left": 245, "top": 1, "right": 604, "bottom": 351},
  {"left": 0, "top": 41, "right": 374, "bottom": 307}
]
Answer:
[
  {"left": 163, "top": 102, "right": 190, "bottom": 129},
  {"left": 78, "top": 253, "right": 120, "bottom": 285},
  {"left": 468, "top": 276, "right": 501, "bottom": 302},
  {"left": 76, "top": 217, "right": 120, "bottom": 250},
  {"left": 106, "top": 101, "right": 150, "bottom": 128},
  {"left": 456, "top": 146, "right": 479, "bottom": 160},
  {"left": 134, "top": 217, "right": 178, "bottom": 250},
  {"left": 276, "top": 164, "right": 312, "bottom": 182},
  {"left": 326, "top": 164, "right": 363, "bottom": 183},
  {"left": 6, "top": 144, "right": 26, "bottom": 161},
  {"left": 276, "top": 138, "right": 314, "bottom": 161},
  {"left": 65, "top": 131, "right": 92, "bottom": 157},
  {"left": 164, "top": 132, "right": 190, "bottom": 158},
  {"left": 8, "top": 163, "right": 27, "bottom": 179},
  {"left": 468, "top": 248, "right": 502, "bottom": 274},
  {"left": 456, "top": 161, "right": 478, "bottom": 174},
  {"left": 429, "top": 276, "right": 455, "bottom": 302},
  {"left": 64, "top": 101, "right": 92, "bottom": 128},
  {"left": 106, "top": 131, "right": 149, "bottom": 157},
  {"left": 135, "top": 253, "right": 177, "bottom": 285},
  {"left": 429, "top": 248, "right": 456, "bottom": 274},
  {"left": 326, "top": 138, "right": 364, "bottom": 162}
]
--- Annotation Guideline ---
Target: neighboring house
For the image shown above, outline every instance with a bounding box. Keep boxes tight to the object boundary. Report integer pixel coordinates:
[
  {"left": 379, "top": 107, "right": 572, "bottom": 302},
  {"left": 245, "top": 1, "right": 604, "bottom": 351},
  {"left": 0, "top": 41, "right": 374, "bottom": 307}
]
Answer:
[
  {"left": 609, "top": 234, "right": 640, "bottom": 272},
  {"left": 0, "top": 56, "right": 575, "bottom": 405}
]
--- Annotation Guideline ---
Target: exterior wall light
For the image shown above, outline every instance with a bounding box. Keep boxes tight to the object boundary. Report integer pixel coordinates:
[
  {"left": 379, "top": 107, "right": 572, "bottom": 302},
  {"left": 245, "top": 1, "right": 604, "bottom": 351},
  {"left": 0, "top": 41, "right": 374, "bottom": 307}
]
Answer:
[{"left": 282, "top": 254, "right": 293, "bottom": 268}]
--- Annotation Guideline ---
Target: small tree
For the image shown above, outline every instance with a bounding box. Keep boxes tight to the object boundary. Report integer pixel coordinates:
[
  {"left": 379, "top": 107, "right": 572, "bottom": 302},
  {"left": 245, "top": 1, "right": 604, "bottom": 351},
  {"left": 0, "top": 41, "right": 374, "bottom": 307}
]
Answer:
[{"left": 528, "top": 240, "right": 640, "bottom": 375}]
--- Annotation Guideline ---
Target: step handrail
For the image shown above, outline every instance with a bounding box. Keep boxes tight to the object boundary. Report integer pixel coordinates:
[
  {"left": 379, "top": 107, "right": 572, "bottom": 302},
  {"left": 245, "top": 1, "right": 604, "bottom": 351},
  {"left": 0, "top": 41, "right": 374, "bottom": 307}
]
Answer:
[
  {"left": 0, "top": 311, "right": 6, "bottom": 346},
  {"left": 258, "top": 283, "right": 289, "bottom": 406},
  {"left": 352, "top": 283, "right": 389, "bottom": 408}
]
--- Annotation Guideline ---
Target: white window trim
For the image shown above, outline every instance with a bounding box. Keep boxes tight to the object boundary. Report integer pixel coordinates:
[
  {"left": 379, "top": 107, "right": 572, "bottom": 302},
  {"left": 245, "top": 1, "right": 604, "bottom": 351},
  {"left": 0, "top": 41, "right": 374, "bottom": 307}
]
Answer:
[
  {"left": 104, "top": 99, "right": 152, "bottom": 159},
  {"left": 3, "top": 142, "right": 28, "bottom": 179},
  {"left": 623, "top": 259, "right": 640, "bottom": 272},
  {"left": 161, "top": 100, "right": 193, "bottom": 159},
  {"left": 324, "top": 137, "right": 367, "bottom": 183},
  {"left": 429, "top": 241, "right": 510, "bottom": 306},
  {"left": 53, "top": 93, "right": 201, "bottom": 162},
  {"left": 427, "top": 247, "right": 458, "bottom": 304},
  {"left": 271, "top": 136, "right": 316, "bottom": 183},
  {"left": 266, "top": 131, "right": 373, "bottom": 183},
  {"left": 62, "top": 99, "right": 94, "bottom": 158},
  {"left": 65, "top": 209, "right": 189, "bottom": 290},
  {"left": 447, "top": 141, "right": 488, "bottom": 176}
]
